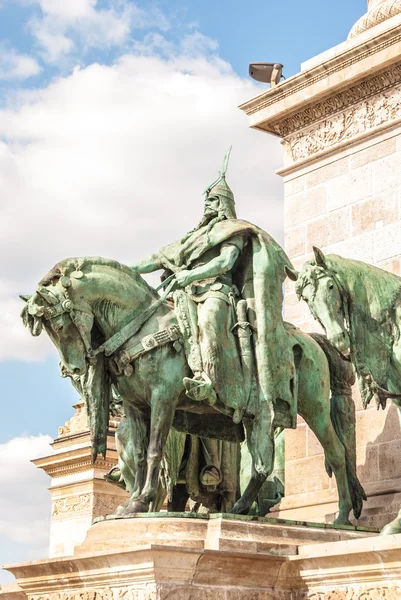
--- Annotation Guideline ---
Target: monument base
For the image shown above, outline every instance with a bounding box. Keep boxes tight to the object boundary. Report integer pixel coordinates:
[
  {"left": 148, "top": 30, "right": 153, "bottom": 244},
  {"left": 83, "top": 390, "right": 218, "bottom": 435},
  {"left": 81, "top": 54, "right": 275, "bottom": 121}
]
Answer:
[{"left": 3, "top": 514, "right": 401, "bottom": 600}]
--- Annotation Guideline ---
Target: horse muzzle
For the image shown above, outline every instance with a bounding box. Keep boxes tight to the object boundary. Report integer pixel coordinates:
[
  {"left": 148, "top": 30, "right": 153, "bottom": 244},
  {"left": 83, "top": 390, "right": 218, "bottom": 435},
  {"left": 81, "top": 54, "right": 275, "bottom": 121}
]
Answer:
[{"left": 329, "top": 331, "right": 351, "bottom": 358}]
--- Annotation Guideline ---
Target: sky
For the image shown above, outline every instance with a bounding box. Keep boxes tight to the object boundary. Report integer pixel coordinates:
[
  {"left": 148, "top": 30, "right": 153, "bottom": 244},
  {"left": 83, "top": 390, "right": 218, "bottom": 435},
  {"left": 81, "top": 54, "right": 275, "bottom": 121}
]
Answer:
[{"left": 0, "top": 0, "right": 367, "bottom": 585}]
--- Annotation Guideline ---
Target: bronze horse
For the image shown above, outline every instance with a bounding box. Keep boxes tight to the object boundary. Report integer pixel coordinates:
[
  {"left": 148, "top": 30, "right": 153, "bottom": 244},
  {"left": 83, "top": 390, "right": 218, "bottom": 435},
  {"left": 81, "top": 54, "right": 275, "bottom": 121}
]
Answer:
[
  {"left": 296, "top": 247, "right": 401, "bottom": 534},
  {"left": 21, "top": 256, "right": 365, "bottom": 523}
]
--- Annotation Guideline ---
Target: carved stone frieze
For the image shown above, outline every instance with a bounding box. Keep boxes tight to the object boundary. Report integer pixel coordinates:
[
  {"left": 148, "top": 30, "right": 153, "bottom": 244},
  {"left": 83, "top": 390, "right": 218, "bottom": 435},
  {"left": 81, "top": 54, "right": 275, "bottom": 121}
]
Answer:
[
  {"left": 240, "top": 33, "right": 401, "bottom": 117},
  {"left": 29, "top": 586, "right": 283, "bottom": 600},
  {"left": 272, "top": 63, "right": 401, "bottom": 137},
  {"left": 29, "top": 585, "right": 157, "bottom": 600},
  {"left": 282, "top": 80, "right": 401, "bottom": 162},
  {"left": 295, "top": 584, "right": 401, "bottom": 600},
  {"left": 52, "top": 494, "right": 91, "bottom": 518}
]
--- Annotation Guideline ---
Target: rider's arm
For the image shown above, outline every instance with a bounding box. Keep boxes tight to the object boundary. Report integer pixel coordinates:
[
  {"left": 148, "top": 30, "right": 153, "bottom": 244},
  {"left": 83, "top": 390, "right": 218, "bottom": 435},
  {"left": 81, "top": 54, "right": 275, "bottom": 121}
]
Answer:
[
  {"left": 131, "top": 253, "right": 162, "bottom": 274},
  {"left": 181, "top": 244, "right": 240, "bottom": 285}
]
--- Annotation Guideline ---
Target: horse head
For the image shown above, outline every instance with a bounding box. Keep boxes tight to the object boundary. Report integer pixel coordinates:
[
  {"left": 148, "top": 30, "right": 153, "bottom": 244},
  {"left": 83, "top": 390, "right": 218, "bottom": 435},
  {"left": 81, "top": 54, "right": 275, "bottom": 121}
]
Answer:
[
  {"left": 21, "top": 263, "right": 94, "bottom": 377},
  {"left": 296, "top": 247, "right": 351, "bottom": 357}
]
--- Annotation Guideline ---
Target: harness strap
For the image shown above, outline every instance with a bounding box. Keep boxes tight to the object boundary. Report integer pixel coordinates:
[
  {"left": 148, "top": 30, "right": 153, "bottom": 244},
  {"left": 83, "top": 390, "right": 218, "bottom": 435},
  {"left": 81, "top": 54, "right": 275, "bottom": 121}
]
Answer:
[
  {"left": 94, "top": 277, "right": 176, "bottom": 357},
  {"left": 115, "top": 325, "right": 182, "bottom": 368}
]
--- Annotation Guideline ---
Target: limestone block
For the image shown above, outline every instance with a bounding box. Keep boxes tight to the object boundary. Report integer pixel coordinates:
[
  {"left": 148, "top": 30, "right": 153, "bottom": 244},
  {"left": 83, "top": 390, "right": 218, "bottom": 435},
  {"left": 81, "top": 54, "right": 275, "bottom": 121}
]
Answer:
[
  {"left": 285, "top": 423, "right": 307, "bottom": 460},
  {"left": 305, "top": 158, "right": 348, "bottom": 188},
  {"left": 285, "top": 175, "right": 306, "bottom": 197},
  {"left": 286, "top": 455, "right": 330, "bottom": 495},
  {"left": 378, "top": 439, "right": 401, "bottom": 480},
  {"left": 327, "top": 231, "right": 375, "bottom": 264},
  {"left": 285, "top": 186, "right": 327, "bottom": 228},
  {"left": 374, "top": 220, "right": 401, "bottom": 261},
  {"left": 352, "top": 190, "right": 398, "bottom": 235},
  {"left": 378, "top": 257, "right": 401, "bottom": 274},
  {"left": 2, "top": 515, "right": 382, "bottom": 600},
  {"left": 356, "top": 404, "right": 400, "bottom": 448},
  {"left": 373, "top": 152, "right": 401, "bottom": 194},
  {"left": 307, "top": 428, "right": 324, "bottom": 458},
  {"left": 306, "top": 208, "right": 350, "bottom": 252},
  {"left": 285, "top": 224, "right": 306, "bottom": 258},
  {"left": 327, "top": 165, "right": 372, "bottom": 212},
  {"left": 350, "top": 136, "right": 397, "bottom": 169},
  {"left": 356, "top": 444, "right": 379, "bottom": 484},
  {"left": 284, "top": 292, "right": 306, "bottom": 323}
]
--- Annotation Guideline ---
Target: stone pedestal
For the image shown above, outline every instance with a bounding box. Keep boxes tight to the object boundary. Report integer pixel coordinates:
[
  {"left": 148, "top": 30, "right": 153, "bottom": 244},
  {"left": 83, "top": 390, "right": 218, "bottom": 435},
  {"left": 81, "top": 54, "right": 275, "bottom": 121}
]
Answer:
[
  {"left": 240, "top": 2, "right": 401, "bottom": 528},
  {"left": 4, "top": 514, "right": 395, "bottom": 600},
  {"left": 33, "top": 401, "right": 128, "bottom": 558}
]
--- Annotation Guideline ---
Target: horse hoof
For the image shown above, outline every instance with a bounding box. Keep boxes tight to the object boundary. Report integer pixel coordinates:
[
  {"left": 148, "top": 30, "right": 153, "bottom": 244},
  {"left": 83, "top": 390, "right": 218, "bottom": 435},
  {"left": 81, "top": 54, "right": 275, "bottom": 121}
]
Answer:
[
  {"left": 381, "top": 520, "right": 401, "bottom": 535},
  {"left": 114, "top": 502, "right": 128, "bottom": 516},
  {"left": 230, "top": 502, "right": 249, "bottom": 515},
  {"left": 122, "top": 499, "right": 149, "bottom": 515},
  {"left": 333, "top": 517, "right": 352, "bottom": 527}
]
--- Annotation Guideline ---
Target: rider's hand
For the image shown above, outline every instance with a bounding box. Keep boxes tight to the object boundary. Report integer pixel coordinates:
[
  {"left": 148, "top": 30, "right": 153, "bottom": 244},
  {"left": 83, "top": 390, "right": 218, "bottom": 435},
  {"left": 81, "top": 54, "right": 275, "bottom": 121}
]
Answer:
[{"left": 175, "top": 269, "right": 193, "bottom": 288}]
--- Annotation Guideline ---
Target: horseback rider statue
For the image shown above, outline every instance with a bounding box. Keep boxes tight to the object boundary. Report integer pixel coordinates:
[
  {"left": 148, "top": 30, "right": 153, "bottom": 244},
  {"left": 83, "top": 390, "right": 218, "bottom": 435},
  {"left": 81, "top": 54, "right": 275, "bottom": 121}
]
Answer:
[{"left": 133, "top": 148, "right": 298, "bottom": 430}]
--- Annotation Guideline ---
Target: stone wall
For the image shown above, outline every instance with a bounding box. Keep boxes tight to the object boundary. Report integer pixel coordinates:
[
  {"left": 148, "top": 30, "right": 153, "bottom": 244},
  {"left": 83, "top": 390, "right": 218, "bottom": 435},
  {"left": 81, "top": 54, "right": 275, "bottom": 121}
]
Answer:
[
  {"left": 240, "top": 5, "right": 401, "bottom": 527},
  {"left": 281, "top": 128, "right": 401, "bottom": 527}
]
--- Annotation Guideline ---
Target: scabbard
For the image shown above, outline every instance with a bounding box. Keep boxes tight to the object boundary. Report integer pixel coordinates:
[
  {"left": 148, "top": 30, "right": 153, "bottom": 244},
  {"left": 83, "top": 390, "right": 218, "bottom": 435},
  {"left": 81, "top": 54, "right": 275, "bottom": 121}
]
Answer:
[{"left": 235, "top": 300, "right": 254, "bottom": 404}]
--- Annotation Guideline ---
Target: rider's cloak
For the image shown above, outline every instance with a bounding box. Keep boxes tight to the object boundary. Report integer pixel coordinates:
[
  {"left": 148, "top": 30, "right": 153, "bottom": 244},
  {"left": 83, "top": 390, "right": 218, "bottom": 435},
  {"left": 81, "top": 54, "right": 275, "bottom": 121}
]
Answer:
[{"left": 160, "top": 218, "right": 298, "bottom": 428}]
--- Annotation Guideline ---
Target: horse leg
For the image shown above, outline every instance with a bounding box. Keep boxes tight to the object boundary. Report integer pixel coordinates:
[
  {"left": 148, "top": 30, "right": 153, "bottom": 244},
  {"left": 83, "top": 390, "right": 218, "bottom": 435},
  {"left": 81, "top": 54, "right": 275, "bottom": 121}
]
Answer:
[
  {"left": 300, "top": 397, "right": 353, "bottom": 525},
  {"left": 231, "top": 404, "right": 275, "bottom": 515},
  {"left": 123, "top": 388, "right": 177, "bottom": 514},
  {"left": 114, "top": 405, "right": 149, "bottom": 515}
]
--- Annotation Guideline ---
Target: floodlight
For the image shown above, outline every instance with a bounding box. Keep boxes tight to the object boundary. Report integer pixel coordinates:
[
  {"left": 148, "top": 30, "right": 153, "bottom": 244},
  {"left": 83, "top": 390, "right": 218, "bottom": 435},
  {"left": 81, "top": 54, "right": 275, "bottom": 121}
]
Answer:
[{"left": 249, "top": 63, "right": 284, "bottom": 87}]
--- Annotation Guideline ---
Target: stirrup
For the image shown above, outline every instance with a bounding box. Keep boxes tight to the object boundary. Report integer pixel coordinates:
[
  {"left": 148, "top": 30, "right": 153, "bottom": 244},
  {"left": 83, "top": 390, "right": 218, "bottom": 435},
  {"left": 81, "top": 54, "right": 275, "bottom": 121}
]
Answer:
[
  {"left": 200, "top": 465, "right": 223, "bottom": 488},
  {"left": 183, "top": 372, "right": 217, "bottom": 406}
]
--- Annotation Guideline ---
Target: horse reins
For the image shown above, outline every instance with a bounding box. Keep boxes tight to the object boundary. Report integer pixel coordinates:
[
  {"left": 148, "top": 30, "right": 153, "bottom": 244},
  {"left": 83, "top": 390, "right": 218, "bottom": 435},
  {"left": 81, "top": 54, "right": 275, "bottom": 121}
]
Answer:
[{"left": 39, "top": 276, "right": 177, "bottom": 366}]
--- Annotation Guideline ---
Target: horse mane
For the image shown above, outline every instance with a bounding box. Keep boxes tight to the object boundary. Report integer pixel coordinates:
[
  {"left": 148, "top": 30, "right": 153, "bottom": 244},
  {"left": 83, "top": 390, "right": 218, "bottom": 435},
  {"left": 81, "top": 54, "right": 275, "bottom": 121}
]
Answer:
[
  {"left": 39, "top": 257, "right": 159, "bottom": 299},
  {"left": 326, "top": 254, "right": 401, "bottom": 323}
]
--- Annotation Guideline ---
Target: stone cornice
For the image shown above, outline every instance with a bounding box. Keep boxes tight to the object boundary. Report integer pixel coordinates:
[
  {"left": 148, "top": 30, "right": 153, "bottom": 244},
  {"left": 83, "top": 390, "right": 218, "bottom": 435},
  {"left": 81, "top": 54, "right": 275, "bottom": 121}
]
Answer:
[
  {"left": 33, "top": 438, "right": 118, "bottom": 478},
  {"left": 239, "top": 15, "right": 401, "bottom": 169},
  {"left": 240, "top": 17, "right": 401, "bottom": 122}
]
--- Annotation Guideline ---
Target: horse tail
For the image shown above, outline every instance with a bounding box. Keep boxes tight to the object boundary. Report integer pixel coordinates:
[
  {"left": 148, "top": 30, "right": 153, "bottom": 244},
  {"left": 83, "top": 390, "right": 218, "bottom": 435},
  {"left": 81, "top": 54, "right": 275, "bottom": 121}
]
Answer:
[{"left": 311, "top": 333, "right": 367, "bottom": 520}]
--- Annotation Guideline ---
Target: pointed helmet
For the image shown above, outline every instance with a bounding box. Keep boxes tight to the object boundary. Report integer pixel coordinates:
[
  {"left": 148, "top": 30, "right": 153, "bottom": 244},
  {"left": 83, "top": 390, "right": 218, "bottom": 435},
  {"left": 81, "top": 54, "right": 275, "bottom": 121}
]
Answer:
[{"left": 204, "top": 146, "right": 237, "bottom": 219}]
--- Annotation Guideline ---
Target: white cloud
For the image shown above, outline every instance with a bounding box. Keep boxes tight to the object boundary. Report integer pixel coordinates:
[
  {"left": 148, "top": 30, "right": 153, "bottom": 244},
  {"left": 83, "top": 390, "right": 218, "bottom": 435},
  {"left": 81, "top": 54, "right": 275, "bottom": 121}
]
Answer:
[
  {"left": 25, "top": 0, "right": 171, "bottom": 63},
  {"left": 0, "top": 49, "right": 283, "bottom": 363},
  {"left": 0, "top": 435, "right": 52, "bottom": 581},
  {"left": 30, "top": 20, "right": 75, "bottom": 64},
  {"left": 0, "top": 48, "right": 41, "bottom": 80}
]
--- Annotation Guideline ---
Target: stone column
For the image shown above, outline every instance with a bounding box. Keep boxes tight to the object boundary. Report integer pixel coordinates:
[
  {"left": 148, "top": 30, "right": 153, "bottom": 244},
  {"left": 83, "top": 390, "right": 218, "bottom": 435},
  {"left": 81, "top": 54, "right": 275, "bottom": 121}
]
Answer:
[
  {"left": 33, "top": 401, "right": 128, "bottom": 558},
  {"left": 240, "top": 8, "right": 401, "bottom": 528}
]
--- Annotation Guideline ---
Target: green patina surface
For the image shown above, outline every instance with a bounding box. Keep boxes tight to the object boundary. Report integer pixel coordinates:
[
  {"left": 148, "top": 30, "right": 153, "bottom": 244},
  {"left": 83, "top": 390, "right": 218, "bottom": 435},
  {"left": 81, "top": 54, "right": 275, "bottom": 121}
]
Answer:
[
  {"left": 21, "top": 151, "right": 366, "bottom": 528},
  {"left": 297, "top": 246, "right": 401, "bottom": 535}
]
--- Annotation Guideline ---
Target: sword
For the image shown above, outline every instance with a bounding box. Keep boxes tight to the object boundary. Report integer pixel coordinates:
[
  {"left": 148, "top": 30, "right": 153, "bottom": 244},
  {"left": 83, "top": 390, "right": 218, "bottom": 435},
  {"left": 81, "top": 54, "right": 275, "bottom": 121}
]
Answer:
[{"left": 234, "top": 299, "right": 254, "bottom": 408}]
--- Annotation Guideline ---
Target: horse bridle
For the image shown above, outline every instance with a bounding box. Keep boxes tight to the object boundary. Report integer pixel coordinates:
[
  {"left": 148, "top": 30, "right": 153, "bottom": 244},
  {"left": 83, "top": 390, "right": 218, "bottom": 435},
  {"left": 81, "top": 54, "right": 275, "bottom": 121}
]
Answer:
[
  {"left": 34, "top": 275, "right": 178, "bottom": 369},
  {"left": 31, "top": 283, "right": 96, "bottom": 364},
  {"left": 304, "top": 268, "right": 401, "bottom": 403}
]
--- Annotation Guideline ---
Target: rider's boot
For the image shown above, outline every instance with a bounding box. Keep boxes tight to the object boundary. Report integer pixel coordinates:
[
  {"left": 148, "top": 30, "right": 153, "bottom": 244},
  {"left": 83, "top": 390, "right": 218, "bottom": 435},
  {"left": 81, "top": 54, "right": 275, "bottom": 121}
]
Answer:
[
  {"left": 183, "top": 371, "right": 217, "bottom": 406},
  {"left": 232, "top": 407, "right": 245, "bottom": 425}
]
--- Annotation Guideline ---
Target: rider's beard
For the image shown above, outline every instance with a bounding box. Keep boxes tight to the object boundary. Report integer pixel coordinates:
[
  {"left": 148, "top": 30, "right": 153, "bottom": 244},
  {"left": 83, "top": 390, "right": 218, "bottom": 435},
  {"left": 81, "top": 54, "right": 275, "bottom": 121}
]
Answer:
[{"left": 180, "top": 209, "right": 219, "bottom": 243}]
